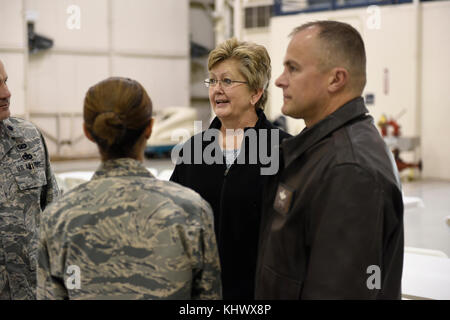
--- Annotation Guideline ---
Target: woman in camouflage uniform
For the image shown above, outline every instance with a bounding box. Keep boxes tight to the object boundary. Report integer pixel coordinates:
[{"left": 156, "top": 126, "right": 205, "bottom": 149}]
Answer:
[{"left": 37, "top": 77, "right": 222, "bottom": 299}]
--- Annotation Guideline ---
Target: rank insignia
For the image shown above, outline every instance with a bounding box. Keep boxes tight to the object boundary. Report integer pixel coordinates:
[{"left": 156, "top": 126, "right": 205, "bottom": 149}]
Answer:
[{"left": 273, "top": 183, "right": 294, "bottom": 215}]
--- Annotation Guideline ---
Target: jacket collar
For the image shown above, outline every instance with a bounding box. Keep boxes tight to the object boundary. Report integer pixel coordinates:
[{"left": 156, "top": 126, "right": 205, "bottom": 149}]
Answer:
[
  {"left": 92, "top": 158, "right": 154, "bottom": 180},
  {"left": 1, "top": 118, "right": 25, "bottom": 139},
  {"left": 209, "top": 108, "right": 268, "bottom": 131},
  {"left": 282, "top": 97, "right": 368, "bottom": 169},
  {"left": 0, "top": 118, "right": 24, "bottom": 161}
]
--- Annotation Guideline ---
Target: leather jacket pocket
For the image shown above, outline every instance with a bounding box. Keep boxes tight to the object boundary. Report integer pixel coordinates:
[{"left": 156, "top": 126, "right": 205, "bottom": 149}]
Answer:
[{"left": 258, "top": 265, "right": 302, "bottom": 299}]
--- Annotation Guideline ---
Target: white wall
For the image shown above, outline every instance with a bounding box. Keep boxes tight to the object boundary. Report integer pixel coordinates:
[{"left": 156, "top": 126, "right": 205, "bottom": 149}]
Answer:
[
  {"left": 421, "top": 1, "right": 450, "bottom": 179},
  {"left": 267, "top": 5, "right": 420, "bottom": 136},
  {"left": 0, "top": 0, "right": 190, "bottom": 158},
  {"left": 243, "top": 2, "right": 450, "bottom": 180},
  {"left": 0, "top": 0, "right": 26, "bottom": 116}
]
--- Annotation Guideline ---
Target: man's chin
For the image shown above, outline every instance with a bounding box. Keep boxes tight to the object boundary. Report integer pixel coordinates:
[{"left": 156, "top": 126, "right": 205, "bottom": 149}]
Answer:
[
  {"left": 281, "top": 104, "right": 303, "bottom": 120},
  {"left": 0, "top": 108, "right": 11, "bottom": 121},
  {"left": 281, "top": 104, "right": 294, "bottom": 117}
]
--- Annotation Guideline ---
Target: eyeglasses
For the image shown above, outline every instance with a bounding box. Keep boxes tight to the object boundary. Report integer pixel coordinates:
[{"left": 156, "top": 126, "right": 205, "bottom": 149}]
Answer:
[{"left": 204, "top": 78, "right": 248, "bottom": 88}]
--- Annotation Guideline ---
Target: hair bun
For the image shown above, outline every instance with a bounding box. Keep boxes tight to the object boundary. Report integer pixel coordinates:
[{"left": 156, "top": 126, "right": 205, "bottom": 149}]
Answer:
[{"left": 92, "top": 112, "right": 125, "bottom": 146}]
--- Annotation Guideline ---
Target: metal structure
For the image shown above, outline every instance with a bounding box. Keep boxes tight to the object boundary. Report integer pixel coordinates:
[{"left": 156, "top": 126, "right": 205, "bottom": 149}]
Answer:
[
  {"left": 30, "top": 112, "right": 85, "bottom": 157},
  {"left": 273, "top": 0, "right": 414, "bottom": 15},
  {"left": 213, "top": 0, "right": 245, "bottom": 43}
]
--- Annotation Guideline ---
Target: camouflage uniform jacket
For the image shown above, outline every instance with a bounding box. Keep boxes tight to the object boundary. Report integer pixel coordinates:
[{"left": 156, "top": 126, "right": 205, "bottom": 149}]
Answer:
[
  {"left": 0, "top": 117, "right": 60, "bottom": 300},
  {"left": 37, "top": 158, "right": 222, "bottom": 300}
]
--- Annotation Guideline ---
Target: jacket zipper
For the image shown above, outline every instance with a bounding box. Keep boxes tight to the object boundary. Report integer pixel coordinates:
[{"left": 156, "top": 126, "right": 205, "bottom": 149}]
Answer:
[{"left": 218, "top": 163, "right": 232, "bottom": 244}]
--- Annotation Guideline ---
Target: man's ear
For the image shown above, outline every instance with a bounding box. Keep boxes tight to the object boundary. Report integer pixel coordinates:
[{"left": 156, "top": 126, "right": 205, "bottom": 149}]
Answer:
[
  {"left": 251, "top": 88, "right": 264, "bottom": 106},
  {"left": 144, "top": 118, "right": 155, "bottom": 140},
  {"left": 83, "top": 123, "right": 95, "bottom": 142},
  {"left": 328, "top": 67, "right": 349, "bottom": 93}
]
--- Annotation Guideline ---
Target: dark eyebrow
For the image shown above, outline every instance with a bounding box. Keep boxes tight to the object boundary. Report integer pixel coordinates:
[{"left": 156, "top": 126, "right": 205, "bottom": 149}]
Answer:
[{"left": 284, "top": 60, "right": 299, "bottom": 68}]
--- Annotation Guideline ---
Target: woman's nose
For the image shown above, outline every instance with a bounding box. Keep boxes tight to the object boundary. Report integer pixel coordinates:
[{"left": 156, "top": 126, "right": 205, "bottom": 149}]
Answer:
[{"left": 212, "top": 82, "right": 225, "bottom": 94}]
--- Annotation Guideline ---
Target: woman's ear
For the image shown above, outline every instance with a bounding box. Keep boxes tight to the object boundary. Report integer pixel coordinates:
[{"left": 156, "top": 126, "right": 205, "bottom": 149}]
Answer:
[
  {"left": 251, "top": 88, "right": 264, "bottom": 106},
  {"left": 144, "top": 118, "right": 155, "bottom": 140},
  {"left": 83, "top": 123, "right": 95, "bottom": 142}
]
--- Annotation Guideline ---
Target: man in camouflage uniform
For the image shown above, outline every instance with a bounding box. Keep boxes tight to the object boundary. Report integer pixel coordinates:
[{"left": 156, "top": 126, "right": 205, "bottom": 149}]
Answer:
[
  {"left": 37, "top": 158, "right": 222, "bottom": 299},
  {"left": 0, "top": 59, "right": 60, "bottom": 299}
]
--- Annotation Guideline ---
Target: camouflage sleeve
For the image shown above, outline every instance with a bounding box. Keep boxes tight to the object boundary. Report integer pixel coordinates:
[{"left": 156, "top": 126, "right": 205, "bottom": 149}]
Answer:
[
  {"left": 39, "top": 132, "right": 60, "bottom": 210},
  {"left": 36, "top": 215, "right": 68, "bottom": 300},
  {"left": 192, "top": 200, "right": 222, "bottom": 300}
]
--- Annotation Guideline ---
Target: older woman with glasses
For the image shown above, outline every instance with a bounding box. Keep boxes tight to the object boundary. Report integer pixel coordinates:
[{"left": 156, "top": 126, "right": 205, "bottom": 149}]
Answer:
[{"left": 170, "top": 38, "right": 290, "bottom": 300}]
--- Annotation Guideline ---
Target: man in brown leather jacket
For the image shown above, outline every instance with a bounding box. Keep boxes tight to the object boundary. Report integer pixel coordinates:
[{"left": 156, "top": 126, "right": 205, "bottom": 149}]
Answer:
[{"left": 255, "top": 21, "right": 404, "bottom": 299}]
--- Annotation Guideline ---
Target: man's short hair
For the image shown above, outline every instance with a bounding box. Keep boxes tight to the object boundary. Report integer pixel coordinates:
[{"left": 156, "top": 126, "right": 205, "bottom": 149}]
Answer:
[{"left": 291, "top": 20, "right": 367, "bottom": 94}]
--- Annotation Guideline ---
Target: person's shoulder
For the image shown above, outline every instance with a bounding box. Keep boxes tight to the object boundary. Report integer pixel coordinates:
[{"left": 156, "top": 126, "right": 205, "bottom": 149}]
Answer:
[
  {"left": 330, "top": 117, "right": 400, "bottom": 183},
  {"left": 278, "top": 128, "right": 292, "bottom": 141},
  {"left": 6, "top": 117, "right": 42, "bottom": 138},
  {"left": 336, "top": 115, "right": 386, "bottom": 158},
  {"left": 8, "top": 117, "right": 38, "bottom": 129},
  {"left": 152, "top": 179, "right": 211, "bottom": 213},
  {"left": 126, "top": 178, "right": 214, "bottom": 231},
  {"left": 257, "top": 114, "right": 292, "bottom": 138},
  {"left": 156, "top": 179, "right": 206, "bottom": 202},
  {"left": 42, "top": 180, "right": 91, "bottom": 219}
]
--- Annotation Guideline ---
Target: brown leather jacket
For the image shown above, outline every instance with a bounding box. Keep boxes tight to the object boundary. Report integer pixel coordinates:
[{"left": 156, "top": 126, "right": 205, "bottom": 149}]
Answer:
[{"left": 255, "top": 97, "right": 404, "bottom": 299}]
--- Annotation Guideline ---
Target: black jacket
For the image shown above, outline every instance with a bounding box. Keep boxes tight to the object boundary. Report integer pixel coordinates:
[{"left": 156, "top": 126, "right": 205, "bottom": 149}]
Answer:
[
  {"left": 255, "top": 97, "right": 404, "bottom": 299},
  {"left": 170, "top": 109, "right": 291, "bottom": 299}
]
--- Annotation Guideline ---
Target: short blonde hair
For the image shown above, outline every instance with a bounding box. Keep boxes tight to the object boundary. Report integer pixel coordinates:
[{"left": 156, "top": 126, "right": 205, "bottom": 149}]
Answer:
[{"left": 208, "top": 38, "right": 271, "bottom": 111}]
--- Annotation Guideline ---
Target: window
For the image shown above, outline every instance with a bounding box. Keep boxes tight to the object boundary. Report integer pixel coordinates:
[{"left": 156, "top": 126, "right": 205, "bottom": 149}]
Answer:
[{"left": 245, "top": 5, "right": 272, "bottom": 29}]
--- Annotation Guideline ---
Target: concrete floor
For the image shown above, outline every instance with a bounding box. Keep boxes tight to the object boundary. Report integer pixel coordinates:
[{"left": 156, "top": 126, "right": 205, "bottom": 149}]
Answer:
[
  {"left": 403, "top": 180, "right": 450, "bottom": 256},
  {"left": 52, "top": 158, "right": 450, "bottom": 256}
]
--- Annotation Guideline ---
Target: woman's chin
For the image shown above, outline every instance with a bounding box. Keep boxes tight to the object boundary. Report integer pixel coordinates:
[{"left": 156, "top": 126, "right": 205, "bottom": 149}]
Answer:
[{"left": 213, "top": 105, "right": 231, "bottom": 119}]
